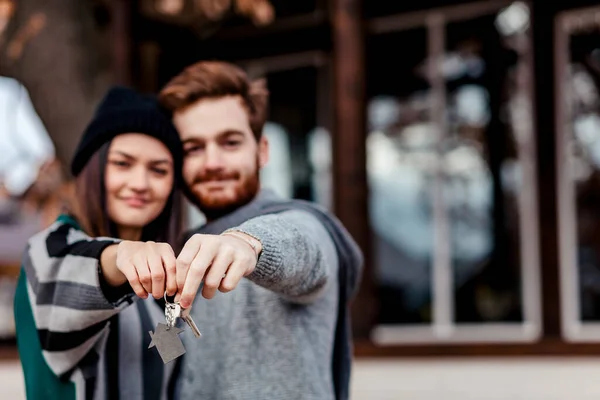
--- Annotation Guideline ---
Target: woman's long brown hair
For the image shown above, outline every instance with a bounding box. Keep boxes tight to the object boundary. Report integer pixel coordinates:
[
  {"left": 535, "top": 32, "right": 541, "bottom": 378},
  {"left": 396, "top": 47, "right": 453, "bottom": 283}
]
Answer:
[{"left": 69, "top": 141, "right": 184, "bottom": 250}]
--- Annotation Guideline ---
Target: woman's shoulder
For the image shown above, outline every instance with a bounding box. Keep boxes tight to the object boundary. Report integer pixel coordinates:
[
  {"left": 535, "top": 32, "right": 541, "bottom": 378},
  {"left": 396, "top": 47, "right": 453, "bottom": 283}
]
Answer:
[
  {"left": 27, "top": 214, "right": 85, "bottom": 246},
  {"left": 55, "top": 213, "right": 82, "bottom": 230}
]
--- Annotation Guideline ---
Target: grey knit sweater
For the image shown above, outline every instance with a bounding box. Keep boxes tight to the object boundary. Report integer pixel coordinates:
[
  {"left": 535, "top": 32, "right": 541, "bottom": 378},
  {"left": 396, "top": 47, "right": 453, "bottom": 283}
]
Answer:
[{"left": 176, "top": 190, "right": 362, "bottom": 400}]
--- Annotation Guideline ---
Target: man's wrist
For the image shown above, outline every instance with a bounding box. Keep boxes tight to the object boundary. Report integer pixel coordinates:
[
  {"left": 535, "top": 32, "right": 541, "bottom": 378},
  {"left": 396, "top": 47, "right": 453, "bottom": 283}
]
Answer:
[{"left": 222, "top": 230, "right": 262, "bottom": 258}]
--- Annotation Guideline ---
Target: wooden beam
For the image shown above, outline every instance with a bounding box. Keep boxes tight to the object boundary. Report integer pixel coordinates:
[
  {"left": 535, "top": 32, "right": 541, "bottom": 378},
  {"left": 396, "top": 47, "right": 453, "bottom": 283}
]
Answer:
[
  {"left": 531, "top": 2, "right": 562, "bottom": 338},
  {"left": 332, "top": 0, "right": 373, "bottom": 338},
  {"left": 111, "top": 0, "right": 131, "bottom": 85},
  {"left": 236, "top": 50, "right": 327, "bottom": 76},
  {"left": 211, "top": 11, "right": 327, "bottom": 40},
  {"left": 366, "top": 0, "right": 513, "bottom": 34}
]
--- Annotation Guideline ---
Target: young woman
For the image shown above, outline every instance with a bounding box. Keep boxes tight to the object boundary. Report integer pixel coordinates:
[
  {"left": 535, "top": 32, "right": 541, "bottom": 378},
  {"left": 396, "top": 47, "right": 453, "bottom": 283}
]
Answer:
[{"left": 14, "top": 86, "right": 185, "bottom": 400}]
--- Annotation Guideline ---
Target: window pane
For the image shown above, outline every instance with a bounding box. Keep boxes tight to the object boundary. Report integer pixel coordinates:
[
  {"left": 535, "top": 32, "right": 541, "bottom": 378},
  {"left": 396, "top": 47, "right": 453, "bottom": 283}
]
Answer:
[
  {"left": 367, "top": 4, "right": 536, "bottom": 328},
  {"left": 565, "top": 27, "right": 600, "bottom": 321},
  {"left": 366, "top": 28, "right": 434, "bottom": 324},
  {"left": 446, "top": 7, "right": 532, "bottom": 323},
  {"left": 259, "top": 66, "right": 332, "bottom": 207}
]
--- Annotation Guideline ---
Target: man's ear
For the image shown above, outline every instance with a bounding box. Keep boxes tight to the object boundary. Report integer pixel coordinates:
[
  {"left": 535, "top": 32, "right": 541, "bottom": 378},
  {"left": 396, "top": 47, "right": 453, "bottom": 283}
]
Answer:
[{"left": 258, "top": 135, "right": 269, "bottom": 168}]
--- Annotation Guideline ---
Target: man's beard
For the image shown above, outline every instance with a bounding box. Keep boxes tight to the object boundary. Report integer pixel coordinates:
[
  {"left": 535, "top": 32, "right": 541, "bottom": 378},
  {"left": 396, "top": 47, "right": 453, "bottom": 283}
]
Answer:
[{"left": 187, "top": 163, "right": 260, "bottom": 221}]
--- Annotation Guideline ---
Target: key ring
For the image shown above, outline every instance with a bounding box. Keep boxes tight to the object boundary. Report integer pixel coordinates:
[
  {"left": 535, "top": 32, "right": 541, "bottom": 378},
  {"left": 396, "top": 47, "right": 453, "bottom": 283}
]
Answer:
[{"left": 164, "top": 292, "right": 177, "bottom": 305}]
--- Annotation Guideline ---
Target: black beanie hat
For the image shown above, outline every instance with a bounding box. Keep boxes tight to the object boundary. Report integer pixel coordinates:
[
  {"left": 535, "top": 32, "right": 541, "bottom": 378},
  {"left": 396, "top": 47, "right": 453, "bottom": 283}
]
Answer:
[{"left": 70, "top": 86, "right": 183, "bottom": 177}]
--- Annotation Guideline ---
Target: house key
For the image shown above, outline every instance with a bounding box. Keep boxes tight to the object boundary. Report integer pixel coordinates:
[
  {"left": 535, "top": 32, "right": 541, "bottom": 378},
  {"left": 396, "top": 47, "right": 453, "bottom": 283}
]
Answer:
[
  {"left": 180, "top": 306, "right": 202, "bottom": 338},
  {"left": 164, "top": 293, "right": 202, "bottom": 337}
]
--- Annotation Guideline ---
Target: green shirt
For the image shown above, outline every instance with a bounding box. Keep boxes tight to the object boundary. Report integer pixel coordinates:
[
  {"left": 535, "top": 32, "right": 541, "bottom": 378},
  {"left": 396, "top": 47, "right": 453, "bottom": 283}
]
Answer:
[{"left": 15, "top": 268, "right": 76, "bottom": 399}]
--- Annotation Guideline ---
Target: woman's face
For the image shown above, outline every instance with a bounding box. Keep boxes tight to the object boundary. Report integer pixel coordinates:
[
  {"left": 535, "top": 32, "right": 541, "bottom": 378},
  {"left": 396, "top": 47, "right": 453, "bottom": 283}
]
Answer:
[{"left": 105, "top": 133, "right": 174, "bottom": 237}]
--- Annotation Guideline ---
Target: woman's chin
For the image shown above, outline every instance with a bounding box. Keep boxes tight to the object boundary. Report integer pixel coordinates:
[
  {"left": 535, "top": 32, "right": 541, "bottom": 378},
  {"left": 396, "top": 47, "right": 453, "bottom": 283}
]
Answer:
[{"left": 112, "top": 212, "right": 160, "bottom": 231}]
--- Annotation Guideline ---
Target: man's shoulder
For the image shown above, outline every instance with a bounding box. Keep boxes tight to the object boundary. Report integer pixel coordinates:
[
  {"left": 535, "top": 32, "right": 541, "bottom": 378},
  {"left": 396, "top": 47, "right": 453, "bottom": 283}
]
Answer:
[
  {"left": 181, "top": 195, "right": 335, "bottom": 242},
  {"left": 259, "top": 197, "right": 330, "bottom": 217}
]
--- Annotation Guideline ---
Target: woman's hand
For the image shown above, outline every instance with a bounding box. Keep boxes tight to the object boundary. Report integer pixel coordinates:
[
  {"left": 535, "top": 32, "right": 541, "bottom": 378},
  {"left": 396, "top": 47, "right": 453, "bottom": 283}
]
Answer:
[{"left": 113, "top": 241, "right": 178, "bottom": 299}]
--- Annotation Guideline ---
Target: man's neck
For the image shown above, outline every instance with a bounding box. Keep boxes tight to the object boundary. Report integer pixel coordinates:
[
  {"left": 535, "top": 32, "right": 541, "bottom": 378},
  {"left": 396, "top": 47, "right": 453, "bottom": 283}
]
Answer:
[{"left": 202, "top": 192, "right": 262, "bottom": 223}]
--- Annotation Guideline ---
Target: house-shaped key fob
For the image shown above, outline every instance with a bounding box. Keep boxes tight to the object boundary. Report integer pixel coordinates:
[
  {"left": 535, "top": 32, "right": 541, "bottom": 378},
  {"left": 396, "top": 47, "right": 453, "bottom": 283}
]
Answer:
[{"left": 148, "top": 323, "right": 185, "bottom": 364}]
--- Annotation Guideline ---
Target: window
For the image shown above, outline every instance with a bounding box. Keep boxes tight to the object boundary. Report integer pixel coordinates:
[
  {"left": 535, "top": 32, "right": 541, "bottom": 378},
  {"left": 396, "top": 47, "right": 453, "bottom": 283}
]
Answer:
[
  {"left": 556, "top": 5, "right": 600, "bottom": 341},
  {"left": 366, "top": 2, "right": 541, "bottom": 343},
  {"left": 240, "top": 53, "right": 333, "bottom": 207}
]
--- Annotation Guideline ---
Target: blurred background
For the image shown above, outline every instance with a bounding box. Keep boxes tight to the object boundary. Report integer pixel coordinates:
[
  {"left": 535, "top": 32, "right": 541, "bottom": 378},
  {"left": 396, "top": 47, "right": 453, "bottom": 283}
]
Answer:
[{"left": 4, "top": 0, "right": 600, "bottom": 398}]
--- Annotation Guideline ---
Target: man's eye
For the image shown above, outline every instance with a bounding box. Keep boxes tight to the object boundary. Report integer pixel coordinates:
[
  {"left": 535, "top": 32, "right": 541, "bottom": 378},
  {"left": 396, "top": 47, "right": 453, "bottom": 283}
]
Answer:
[{"left": 185, "top": 145, "right": 203, "bottom": 154}]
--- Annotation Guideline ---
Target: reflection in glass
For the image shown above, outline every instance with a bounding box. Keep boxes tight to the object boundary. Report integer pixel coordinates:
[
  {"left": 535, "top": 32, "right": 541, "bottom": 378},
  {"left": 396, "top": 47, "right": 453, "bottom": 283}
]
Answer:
[
  {"left": 260, "top": 122, "right": 294, "bottom": 199},
  {"left": 308, "top": 127, "right": 333, "bottom": 210},
  {"left": 254, "top": 66, "right": 332, "bottom": 207},
  {"left": 444, "top": 11, "right": 531, "bottom": 323},
  {"left": 367, "top": 28, "right": 434, "bottom": 324},
  {"left": 565, "top": 28, "right": 600, "bottom": 321},
  {"left": 368, "top": 6, "right": 535, "bottom": 326}
]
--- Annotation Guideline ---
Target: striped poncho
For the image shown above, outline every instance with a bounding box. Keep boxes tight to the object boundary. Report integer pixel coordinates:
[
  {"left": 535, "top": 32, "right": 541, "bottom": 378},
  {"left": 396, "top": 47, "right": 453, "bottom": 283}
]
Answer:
[{"left": 15, "top": 214, "right": 178, "bottom": 400}]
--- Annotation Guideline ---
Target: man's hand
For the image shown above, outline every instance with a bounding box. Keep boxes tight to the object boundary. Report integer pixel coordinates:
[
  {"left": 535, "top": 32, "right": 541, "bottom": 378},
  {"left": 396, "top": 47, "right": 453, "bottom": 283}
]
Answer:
[
  {"left": 176, "top": 233, "right": 260, "bottom": 308},
  {"left": 115, "top": 241, "right": 177, "bottom": 299}
]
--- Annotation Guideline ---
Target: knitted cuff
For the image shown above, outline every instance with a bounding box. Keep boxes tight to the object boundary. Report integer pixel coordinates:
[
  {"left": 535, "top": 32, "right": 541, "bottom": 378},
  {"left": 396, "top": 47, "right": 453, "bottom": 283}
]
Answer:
[{"left": 230, "top": 225, "right": 284, "bottom": 282}]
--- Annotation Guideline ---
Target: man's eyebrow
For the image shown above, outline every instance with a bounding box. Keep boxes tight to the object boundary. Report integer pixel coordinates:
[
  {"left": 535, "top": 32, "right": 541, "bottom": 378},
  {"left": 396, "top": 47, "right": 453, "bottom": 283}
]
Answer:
[
  {"left": 217, "top": 130, "right": 245, "bottom": 138},
  {"left": 182, "top": 138, "right": 202, "bottom": 145},
  {"left": 182, "top": 130, "right": 245, "bottom": 144}
]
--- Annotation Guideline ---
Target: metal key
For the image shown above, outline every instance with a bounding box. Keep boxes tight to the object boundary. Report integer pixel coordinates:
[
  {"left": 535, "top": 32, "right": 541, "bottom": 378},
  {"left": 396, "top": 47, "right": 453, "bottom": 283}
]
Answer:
[
  {"left": 163, "top": 292, "right": 201, "bottom": 338},
  {"left": 165, "top": 301, "right": 181, "bottom": 329},
  {"left": 180, "top": 306, "right": 202, "bottom": 338}
]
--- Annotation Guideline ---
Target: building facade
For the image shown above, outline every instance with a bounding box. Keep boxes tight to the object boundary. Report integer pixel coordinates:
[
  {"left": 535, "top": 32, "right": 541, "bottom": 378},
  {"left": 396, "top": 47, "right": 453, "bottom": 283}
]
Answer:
[{"left": 113, "top": 0, "right": 600, "bottom": 356}]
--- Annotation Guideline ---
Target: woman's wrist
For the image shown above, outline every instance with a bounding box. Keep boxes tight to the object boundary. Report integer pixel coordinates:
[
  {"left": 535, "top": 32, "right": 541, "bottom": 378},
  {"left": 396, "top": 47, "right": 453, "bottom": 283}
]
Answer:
[{"left": 99, "top": 244, "right": 128, "bottom": 286}]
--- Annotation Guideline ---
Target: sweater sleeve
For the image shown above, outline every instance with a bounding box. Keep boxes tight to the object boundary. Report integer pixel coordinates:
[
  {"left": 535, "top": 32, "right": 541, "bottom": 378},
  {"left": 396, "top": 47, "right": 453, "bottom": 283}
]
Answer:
[
  {"left": 21, "top": 219, "right": 136, "bottom": 378},
  {"left": 234, "top": 209, "right": 338, "bottom": 304}
]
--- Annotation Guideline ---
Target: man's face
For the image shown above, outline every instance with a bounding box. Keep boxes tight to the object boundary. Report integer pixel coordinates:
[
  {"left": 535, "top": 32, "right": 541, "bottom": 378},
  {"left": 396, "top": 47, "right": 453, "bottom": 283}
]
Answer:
[{"left": 173, "top": 95, "right": 268, "bottom": 218}]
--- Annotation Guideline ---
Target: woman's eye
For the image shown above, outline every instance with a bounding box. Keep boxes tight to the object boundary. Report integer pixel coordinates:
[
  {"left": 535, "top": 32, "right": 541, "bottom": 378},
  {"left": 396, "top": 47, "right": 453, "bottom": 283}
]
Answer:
[
  {"left": 152, "top": 168, "right": 168, "bottom": 176},
  {"left": 110, "top": 160, "right": 130, "bottom": 167}
]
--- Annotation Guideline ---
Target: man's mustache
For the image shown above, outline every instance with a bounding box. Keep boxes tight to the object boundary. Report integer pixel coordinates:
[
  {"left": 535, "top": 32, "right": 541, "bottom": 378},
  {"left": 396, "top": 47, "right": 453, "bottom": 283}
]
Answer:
[{"left": 193, "top": 171, "right": 240, "bottom": 184}]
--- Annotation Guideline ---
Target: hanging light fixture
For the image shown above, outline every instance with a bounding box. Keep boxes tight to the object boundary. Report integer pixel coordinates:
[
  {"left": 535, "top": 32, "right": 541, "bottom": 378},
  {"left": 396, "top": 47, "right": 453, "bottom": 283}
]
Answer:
[
  {"left": 0, "top": 0, "right": 14, "bottom": 36},
  {"left": 155, "top": 0, "right": 185, "bottom": 15},
  {"left": 194, "top": 0, "right": 231, "bottom": 21}
]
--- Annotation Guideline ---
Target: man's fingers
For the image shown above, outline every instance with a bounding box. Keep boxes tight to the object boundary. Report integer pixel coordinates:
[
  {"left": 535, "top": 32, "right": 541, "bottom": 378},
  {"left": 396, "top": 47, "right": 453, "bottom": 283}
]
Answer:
[
  {"left": 161, "top": 244, "right": 177, "bottom": 296},
  {"left": 176, "top": 235, "right": 203, "bottom": 292},
  {"left": 180, "top": 244, "right": 217, "bottom": 308},
  {"left": 202, "top": 250, "right": 234, "bottom": 300},
  {"left": 218, "top": 258, "right": 247, "bottom": 294},
  {"left": 173, "top": 292, "right": 182, "bottom": 303}
]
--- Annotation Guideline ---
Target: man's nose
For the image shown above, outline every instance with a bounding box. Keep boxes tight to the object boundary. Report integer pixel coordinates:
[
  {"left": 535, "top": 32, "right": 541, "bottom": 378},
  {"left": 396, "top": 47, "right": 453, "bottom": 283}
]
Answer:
[{"left": 203, "top": 143, "right": 225, "bottom": 170}]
